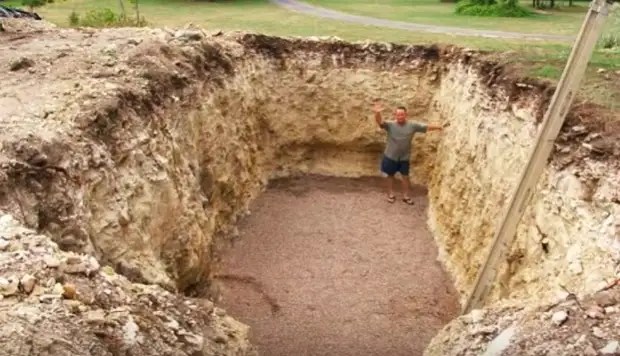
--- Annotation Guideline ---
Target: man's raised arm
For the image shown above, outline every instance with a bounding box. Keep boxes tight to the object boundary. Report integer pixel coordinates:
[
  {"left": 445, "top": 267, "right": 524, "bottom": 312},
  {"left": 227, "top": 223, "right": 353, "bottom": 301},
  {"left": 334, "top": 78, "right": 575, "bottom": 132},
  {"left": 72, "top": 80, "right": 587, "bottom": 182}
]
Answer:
[
  {"left": 426, "top": 124, "right": 444, "bottom": 131},
  {"left": 373, "top": 99, "right": 385, "bottom": 128}
]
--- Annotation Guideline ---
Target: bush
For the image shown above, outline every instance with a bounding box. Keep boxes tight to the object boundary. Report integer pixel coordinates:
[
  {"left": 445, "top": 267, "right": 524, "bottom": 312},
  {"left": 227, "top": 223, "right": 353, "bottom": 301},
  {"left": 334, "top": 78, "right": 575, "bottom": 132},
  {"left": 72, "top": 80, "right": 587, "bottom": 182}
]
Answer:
[
  {"left": 455, "top": 0, "right": 533, "bottom": 17},
  {"left": 71, "top": 8, "right": 148, "bottom": 28},
  {"left": 600, "top": 34, "right": 620, "bottom": 49},
  {"left": 21, "top": 0, "right": 47, "bottom": 9},
  {"left": 599, "top": 4, "right": 619, "bottom": 49},
  {"left": 80, "top": 8, "right": 119, "bottom": 27},
  {"left": 68, "top": 10, "right": 79, "bottom": 26}
]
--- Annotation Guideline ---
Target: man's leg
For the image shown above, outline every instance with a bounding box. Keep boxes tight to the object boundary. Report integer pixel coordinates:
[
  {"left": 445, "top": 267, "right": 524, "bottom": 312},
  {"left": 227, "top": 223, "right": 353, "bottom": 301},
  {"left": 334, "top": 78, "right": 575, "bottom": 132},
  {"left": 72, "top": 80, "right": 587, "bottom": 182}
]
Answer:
[
  {"left": 380, "top": 156, "right": 398, "bottom": 202},
  {"left": 399, "top": 160, "right": 414, "bottom": 205}
]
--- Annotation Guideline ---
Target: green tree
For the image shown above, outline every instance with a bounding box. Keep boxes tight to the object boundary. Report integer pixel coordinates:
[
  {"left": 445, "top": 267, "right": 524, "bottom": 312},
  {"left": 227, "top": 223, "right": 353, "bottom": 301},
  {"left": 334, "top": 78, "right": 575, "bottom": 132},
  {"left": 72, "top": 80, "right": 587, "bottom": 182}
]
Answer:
[
  {"left": 21, "top": 0, "right": 47, "bottom": 12},
  {"left": 21, "top": 0, "right": 65, "bottom": 13},
  {"left": 128, "top": 0, "right": 141, "bottom": 24}
]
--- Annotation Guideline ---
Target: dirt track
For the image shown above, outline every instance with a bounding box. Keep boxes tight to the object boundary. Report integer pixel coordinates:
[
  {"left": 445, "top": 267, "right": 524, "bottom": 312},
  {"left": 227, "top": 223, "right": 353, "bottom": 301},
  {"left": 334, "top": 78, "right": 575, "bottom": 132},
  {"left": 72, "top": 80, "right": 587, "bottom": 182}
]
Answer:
[{"left": 214, "top": 175, "right": 460, "bottom": 356}]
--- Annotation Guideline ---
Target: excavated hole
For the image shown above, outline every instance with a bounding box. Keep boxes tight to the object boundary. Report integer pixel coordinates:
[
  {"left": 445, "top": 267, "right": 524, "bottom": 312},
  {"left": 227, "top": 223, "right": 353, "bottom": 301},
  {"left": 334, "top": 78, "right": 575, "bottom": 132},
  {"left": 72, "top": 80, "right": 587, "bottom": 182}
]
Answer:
[
  {"left": 210, "top": 175, "right": 460, "bottom": 356},
  {"left": 3, "top": 32, "right": 619, "bottom": 356}
]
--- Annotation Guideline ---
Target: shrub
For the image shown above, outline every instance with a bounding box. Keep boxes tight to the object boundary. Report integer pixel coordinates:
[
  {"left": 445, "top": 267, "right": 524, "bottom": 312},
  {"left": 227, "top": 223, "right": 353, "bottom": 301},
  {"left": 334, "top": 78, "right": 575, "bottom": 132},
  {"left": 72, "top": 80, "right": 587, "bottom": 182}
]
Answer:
[
  {"left": 80, "top": 8, "right": 119, "bottom": 27},
  {"left": 68, "top": 10, "right": 79, "bottom": 26},
  {"left": 21, "top": 0, "right": 47, "bottom": 10},
  {"left": 72, "top": 8, "right": 148, "bottom": 28},
  {"left": 599, "top": 4, "right": 619, "bottom": 49},
  {"left": 455, "top": 0, "right": 533, "bottom": 17}
]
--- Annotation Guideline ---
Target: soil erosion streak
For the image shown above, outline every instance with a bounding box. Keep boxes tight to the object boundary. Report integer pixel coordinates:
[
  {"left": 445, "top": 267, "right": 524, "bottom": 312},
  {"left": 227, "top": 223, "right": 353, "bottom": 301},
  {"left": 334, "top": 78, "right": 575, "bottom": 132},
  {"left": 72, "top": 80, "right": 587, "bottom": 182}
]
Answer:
[{"left": 215, "top": 175, "right": 460, "bottom": 356}]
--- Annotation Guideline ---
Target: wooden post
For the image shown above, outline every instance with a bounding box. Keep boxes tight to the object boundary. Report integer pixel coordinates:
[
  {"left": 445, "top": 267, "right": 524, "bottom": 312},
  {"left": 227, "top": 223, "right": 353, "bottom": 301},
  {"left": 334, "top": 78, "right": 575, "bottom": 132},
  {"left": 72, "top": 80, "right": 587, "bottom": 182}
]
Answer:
[{"left": 462, "top": 0, "right": 615, "bottom": 315}]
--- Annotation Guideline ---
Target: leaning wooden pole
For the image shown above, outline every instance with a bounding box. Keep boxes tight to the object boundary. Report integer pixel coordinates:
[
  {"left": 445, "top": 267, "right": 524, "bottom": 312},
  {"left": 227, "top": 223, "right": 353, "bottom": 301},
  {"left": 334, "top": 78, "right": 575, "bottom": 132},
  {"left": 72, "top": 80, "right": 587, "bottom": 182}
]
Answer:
[{"left": 462, "top": 0, "right": 615, "bottom": 314}]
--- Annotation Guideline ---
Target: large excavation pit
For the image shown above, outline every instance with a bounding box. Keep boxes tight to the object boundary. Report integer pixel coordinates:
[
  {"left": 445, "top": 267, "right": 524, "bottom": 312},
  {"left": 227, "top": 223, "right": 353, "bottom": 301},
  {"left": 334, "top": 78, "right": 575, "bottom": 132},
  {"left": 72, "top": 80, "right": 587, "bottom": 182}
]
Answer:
[
  {"left": 213, "top": 175, "right": 460, "bottom": 356},
  {"left": 1, "top": 23, "right": 619, "bottom": 356}
]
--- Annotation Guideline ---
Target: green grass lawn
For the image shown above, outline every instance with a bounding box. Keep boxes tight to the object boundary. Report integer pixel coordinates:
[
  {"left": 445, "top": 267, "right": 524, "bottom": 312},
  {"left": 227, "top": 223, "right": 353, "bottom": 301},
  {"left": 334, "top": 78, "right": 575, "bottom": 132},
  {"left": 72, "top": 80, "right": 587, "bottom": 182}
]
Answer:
[
  {"left": 303, "top": 0, "right": 589, "bottom": 35},
  {"left": 3, "top": 0, "right": 619, "bottom": 109},
  {"left": 0, "top": 0, "right": 582, "bottom": 44}
]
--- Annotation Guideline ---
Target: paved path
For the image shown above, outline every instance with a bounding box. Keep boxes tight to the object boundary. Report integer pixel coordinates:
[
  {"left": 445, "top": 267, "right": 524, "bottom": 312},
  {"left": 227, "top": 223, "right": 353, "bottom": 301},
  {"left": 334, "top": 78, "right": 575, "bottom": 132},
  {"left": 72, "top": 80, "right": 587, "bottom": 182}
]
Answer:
[
  {"left": 271, "top": 0, "right": 576, "bottom": 43},
  {"left": 215, "top": 176, "right": 459, "bottom": 356}
]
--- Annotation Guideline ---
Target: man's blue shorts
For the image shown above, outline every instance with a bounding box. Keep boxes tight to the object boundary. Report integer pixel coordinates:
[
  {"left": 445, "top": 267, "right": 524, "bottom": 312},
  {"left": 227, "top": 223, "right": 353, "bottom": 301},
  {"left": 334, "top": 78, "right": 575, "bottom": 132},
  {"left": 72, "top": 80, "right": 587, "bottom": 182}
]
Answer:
[{"left": 380, "top": 155, "right": 409, "bottom": 176}]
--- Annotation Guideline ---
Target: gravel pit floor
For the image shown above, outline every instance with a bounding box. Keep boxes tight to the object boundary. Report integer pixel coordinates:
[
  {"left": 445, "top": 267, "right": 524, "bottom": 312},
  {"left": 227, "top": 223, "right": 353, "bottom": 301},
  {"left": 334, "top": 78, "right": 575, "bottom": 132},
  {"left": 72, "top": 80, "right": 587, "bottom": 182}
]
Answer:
[{"left": 214, "top": 175, "right": 460, "bottom": 356}]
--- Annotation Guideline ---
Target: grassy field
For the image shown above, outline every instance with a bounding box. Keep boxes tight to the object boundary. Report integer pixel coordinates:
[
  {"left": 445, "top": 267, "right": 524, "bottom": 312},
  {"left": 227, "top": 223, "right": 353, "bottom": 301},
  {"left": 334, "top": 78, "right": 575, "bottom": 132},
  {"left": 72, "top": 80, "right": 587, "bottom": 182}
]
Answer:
[
  {"left": 3, "top": 0, "right": 619, "bottom": 109},
  {"left": 303, "top": 0, "right": 589, "bottom": 35}
]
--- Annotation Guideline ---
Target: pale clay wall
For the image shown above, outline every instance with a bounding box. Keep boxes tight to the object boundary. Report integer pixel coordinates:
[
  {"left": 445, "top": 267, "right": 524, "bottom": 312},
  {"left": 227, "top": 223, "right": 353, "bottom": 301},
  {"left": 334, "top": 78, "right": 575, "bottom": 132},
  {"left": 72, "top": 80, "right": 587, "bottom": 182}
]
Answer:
[{"left": 428, "top": 63, "right": 620, "bottom": 306}]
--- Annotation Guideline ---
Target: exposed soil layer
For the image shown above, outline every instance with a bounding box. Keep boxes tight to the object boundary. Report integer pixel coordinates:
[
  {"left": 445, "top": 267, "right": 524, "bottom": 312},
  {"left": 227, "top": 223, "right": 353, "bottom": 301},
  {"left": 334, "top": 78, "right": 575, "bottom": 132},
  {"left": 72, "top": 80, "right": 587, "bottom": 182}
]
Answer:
[{"left": 213, "top": 175, "right": 460, "bottom": 356}]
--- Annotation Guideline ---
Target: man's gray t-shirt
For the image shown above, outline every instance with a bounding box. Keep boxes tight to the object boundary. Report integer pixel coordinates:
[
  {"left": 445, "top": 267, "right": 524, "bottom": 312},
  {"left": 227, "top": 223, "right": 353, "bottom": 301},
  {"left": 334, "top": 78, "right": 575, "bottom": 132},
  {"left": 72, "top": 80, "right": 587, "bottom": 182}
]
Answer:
[{"left": 380, "top": 120, "right": 428, "bottom": 161}]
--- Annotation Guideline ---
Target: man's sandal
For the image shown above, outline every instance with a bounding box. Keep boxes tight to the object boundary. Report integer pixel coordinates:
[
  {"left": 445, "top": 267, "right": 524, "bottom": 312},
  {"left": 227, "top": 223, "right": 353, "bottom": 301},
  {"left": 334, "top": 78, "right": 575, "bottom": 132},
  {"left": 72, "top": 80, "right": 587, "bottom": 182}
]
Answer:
[
  {"left": 387, "top": 195, "right": 396, "bottom": 203},
  {"left": 403, "top": 197, "right": 415, "bottom": 205}
]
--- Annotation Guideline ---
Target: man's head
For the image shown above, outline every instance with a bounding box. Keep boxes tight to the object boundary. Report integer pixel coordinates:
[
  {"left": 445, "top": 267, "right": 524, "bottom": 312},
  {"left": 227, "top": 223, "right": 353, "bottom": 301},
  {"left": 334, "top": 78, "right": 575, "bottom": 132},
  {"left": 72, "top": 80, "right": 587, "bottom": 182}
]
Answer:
[{"left": 395, "top": 106, "right": 407, "bottom": 124}]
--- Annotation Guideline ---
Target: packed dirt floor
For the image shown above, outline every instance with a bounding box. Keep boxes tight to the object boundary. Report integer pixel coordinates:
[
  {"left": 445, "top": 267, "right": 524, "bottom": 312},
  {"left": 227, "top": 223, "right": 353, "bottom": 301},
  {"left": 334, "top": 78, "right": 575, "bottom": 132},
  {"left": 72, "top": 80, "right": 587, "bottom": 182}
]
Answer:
[{"left": 213, "top": 176, "right": 460, "bottom": 356}]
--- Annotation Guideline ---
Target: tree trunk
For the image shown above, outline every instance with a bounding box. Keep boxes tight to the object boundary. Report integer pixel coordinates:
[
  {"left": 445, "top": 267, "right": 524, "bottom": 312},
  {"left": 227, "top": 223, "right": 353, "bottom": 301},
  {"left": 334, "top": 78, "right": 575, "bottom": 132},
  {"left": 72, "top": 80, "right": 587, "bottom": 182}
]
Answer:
[{"left": 118, "top": 0, "right": 126, "bottom": 19}]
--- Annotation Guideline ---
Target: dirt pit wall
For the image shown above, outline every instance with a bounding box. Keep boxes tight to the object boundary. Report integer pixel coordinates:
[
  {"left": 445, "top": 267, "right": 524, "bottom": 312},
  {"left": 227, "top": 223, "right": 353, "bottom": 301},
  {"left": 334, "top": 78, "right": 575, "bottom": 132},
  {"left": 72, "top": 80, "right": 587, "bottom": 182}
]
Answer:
[
  {"left": 1, "top": 21, "right": 620, "bottom": 354},
  {"left": 429, "top": 65, "right": 620, "bottom": 305}
]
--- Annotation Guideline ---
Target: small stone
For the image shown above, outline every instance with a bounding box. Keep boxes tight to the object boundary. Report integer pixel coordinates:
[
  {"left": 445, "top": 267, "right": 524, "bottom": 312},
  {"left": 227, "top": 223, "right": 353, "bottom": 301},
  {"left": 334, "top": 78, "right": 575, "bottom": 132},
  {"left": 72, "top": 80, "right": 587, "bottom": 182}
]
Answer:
[
  {"left": 600, "top": 341, "right": 619, "bottom": 354},
  {"left": 165, "top": 318, "right": 180, "bottom": 330},
  {"left": 87, "top": 256, "right": 100, "bottom": 276},
  {"left": 29, "top": 153, "right": 48, "bottom": 166},
  {"left": 44, "top": 255, "right": 61, "bottom": 268},
  {"left": 39, "top": 294, "right": 62, "bottom": 303},
  {"left": 586, "top": 305, "right": 605, "bottom": 319},
  {"left": 584, "top": 345, "right": 598, "bottom": 356},
  {"left": 592, "top": 327, "right": 606, "bottom": 339},
  {"left": 51, "top": 283, "right": 65, "bottom": 296},
  {"left": 45, "top": 277, "right": 56, "bottom": 288},
  {"left": 552, "top": 310, "right": 568, "bottom": 326},
  {"left": 201, "top": 300, "right": 214, "bottom": 313},
  {"left": 0, "top": 238, "right": 9, "bottom": 251},
  {"left": 62, "top": 283, "right": 76, "bottom": 299},
  {"left": 594, "top": 291, "right": 617, "bottom": 307},
  {"left": 20, "top": 274, "right": 36, "bottom": 294},
  {"left": 66, "top": 255, "right": 82, "bottom": 265},
  {"left": 471, "top": 325, "right": 496, "bottom": 336},
  {"left": 179, "top": 330, "right": 204, "bottom": 347},
  {"left": 0, "top": 277, "right": 19, "bottom": 297},
  {"left": 10, "top": 306, "right": 42, "bottom": 324},
  {"left": 85, "top": 309, "right": 106, "bottom": 324},
  {"left": 605, "top": 306, "right": 616, "bottom": 314},
  {"left": 63, "top": 299, "right": 83, "bottom": 312},
  {"left": 31, "top": 285, "right": 46, "bottom": 296},
  {"left": 122, "top": 315, "right": 141, "bottom": 346},
  {"left": 568, "top": 261, "right": 583, "bottom": 275},
  {"left": 118, "top": 210, "right": 130, "bottom": 226},
  {"left": 214, "top": 307, "right": 226, "bottom": 317},
  {"left": 9, "top": 57, "right": 34, "bottom": 71},
  {"left": 62, "top": 262, "right": 88, "bottom": 274},
  {"left": 102, "top": 266, "right": 115, "bottom": 276},
  {"left": 469, "top": 309, "right": 485, "bottom": 323},
  {"left": 483, "top": 325, "right": 516, "bottom": 356},
  {"left": 213, "top": 330, "right": 228, "bottom": 344}
]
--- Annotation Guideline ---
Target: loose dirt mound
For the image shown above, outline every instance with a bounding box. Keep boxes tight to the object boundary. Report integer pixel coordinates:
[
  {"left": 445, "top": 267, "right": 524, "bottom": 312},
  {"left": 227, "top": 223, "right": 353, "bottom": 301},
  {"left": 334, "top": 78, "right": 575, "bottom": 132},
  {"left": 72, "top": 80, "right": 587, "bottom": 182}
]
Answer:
[
  {"left": 0, "top": 214, "right": 255, "bottom": 356},
  {"left": 426, "top": 281, "right": 620, "bottom": 355}
]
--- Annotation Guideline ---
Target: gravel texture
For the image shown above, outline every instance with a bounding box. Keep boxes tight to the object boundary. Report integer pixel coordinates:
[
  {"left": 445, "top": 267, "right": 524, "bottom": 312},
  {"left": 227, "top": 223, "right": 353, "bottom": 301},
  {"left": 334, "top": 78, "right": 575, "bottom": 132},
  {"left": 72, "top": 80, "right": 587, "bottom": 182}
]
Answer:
[{"left": 214, "top": 175, "right": 460, "bottom": 356}]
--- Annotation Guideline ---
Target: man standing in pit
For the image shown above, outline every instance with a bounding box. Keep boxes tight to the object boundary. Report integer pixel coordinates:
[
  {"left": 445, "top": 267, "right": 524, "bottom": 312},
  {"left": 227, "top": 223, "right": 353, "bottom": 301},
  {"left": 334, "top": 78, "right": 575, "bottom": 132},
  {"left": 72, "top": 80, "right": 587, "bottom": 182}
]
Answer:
[{"left": 373, "top": 99, "right": 444, "bottom": 205}]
